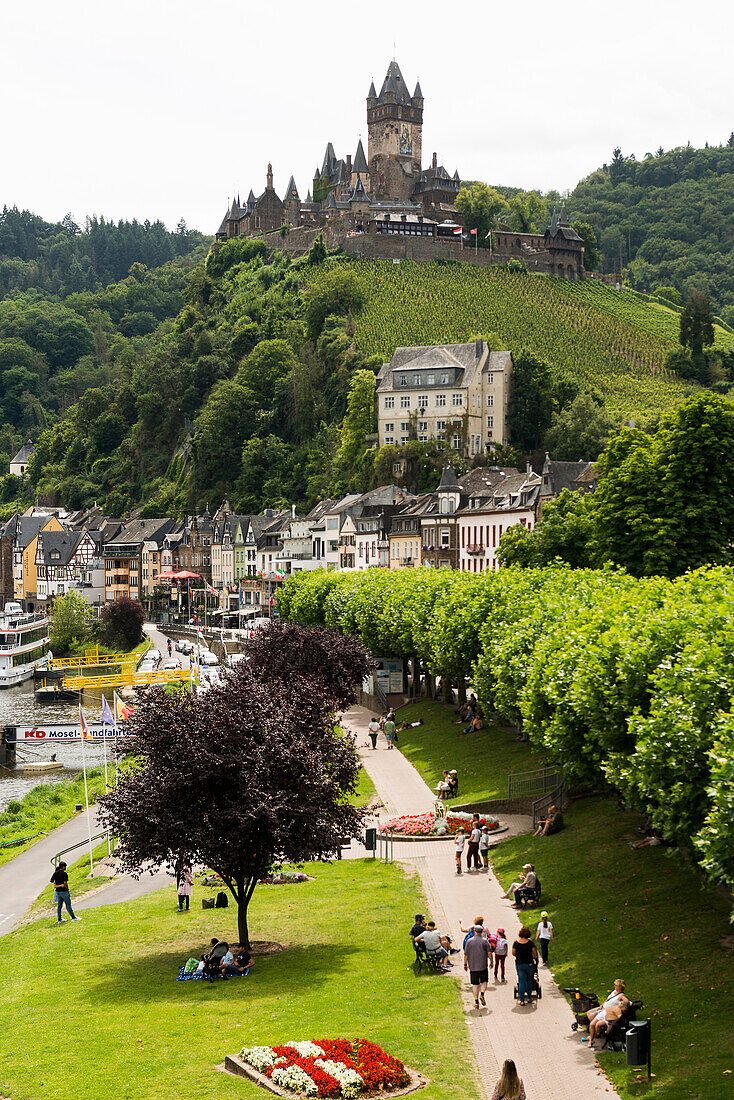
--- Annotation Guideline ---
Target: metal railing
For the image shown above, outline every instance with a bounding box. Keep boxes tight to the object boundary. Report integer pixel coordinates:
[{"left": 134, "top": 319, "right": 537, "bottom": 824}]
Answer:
[
  {"left": 51, "top": 829, "right": 117, "bottom": 867},
  {"left": 532, "top": 774, "right": 567, "bottom": 829},
  {"left": 507, "top": 766, "right": 563, "bottom": 799}
]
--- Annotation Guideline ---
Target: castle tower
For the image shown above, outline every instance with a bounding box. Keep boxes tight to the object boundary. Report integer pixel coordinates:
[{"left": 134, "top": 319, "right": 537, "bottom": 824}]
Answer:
[{"left": 367, "top": 62, "right": 423, "bottom": 201}]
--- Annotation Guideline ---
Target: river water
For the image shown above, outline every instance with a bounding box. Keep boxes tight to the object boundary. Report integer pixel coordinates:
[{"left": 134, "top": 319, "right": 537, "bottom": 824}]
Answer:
[{"left": 0, "top": 681, "right": 113, "bottom": 811}]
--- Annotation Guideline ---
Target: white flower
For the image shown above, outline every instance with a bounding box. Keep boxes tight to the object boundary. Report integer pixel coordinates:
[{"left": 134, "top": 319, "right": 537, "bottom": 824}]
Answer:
[
  {"left": 315, "top": 1058, "right": 364, "bottom": 1097},
  {"left": 284, "top": 1040, "right": 324, "bottom": 1058},
  {"left": 240, "top": 1045, "right": 278, "bottom": 1071},
  {"left": 272, "top": 1065, "right": 318, "bottom": 1095}
]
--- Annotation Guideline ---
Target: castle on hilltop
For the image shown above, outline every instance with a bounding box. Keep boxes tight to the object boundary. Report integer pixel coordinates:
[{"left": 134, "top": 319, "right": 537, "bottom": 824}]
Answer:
[{"left": 215, "top": 61, "right": 586, "bottom": 279}]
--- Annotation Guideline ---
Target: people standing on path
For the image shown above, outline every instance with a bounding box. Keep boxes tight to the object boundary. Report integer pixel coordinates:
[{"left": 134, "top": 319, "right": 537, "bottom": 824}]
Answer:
[
  {"left": 50, "top": 861, "right": 80, "bottom": 924},
  {"left": 466, "top": 821, "right": 482, "bottom": 871},
  {"left": 176, "top": 861, "right": 193, "bottom": 911},
  {"left": 493, "top": 927, "right": 508, "bottom": 982},
  {"left": 454, "top": 828, "right": 466, "bottom": 874},
  {"left": 383, "top": 715, "right": 396, "bottom": 749},
  {"left": 464, "top": 924, "right": 492, "bottom": 1009},
  {"left": 491, "top": 1060, "right": 526, "bottom": 1100},
  {"left": 367, "top": 718, "right": 380, "bottom": 750},
  {"left": 535, "top": 912, "right": 554, "bottom": 965},
  {"left": 512, "top": 926, "right": 538, "bottom": 1005}
]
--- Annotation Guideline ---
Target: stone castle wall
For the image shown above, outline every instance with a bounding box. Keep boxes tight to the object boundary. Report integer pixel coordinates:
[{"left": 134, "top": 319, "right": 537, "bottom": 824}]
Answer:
[{"left": 253, "top": 221, "right": 584, "bottom": 278}]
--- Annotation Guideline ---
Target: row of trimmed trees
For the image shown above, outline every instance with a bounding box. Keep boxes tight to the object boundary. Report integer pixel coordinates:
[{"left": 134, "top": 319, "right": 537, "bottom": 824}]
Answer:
[{"left": 279, "top": 566, "right": 734, "bottom": 904}]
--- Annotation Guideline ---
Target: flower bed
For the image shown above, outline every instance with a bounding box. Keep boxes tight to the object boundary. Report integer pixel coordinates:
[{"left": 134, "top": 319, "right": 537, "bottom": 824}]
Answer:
[
  {"left": 239, "top": 1038, "right": 411, "bottom": 1098},
  {"left": 381, "top": 811, "right": 500, "bottom": 836}
]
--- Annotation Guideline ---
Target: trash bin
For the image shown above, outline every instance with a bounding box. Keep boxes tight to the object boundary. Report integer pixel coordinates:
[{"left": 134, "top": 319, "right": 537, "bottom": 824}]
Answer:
[
  {"left": 364, "top": 827, "right": 377, "bottom": 851},
  {"left": 626, "top": 1019, "right": 651, "bottom": 1067}
]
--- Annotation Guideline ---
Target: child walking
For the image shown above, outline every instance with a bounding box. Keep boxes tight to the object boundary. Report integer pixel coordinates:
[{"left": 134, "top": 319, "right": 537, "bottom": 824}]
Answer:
[
  {"left": 535, "top": 911, "right": 554, "bottom": 964},
  {"left": 479, "top": 825, "right": 490, "bottom": 872},
  {"left": 493, "top": 927, "right": 508, "bottom": 981}
]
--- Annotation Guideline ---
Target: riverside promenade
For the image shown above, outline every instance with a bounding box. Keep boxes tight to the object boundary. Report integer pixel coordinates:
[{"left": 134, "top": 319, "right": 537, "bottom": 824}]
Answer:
[{"left": 345, "top": 703, "right": 618, "bottom": 1100}]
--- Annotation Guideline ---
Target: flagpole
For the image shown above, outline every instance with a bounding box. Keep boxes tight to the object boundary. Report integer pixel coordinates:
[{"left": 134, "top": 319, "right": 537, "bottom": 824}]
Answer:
[{"left": 79, "top": 705, "right": 95, "bottom": 874}]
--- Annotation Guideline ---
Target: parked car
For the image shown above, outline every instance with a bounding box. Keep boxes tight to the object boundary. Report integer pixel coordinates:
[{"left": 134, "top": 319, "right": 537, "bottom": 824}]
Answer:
[
  {"left": 161, "top": 657, "right": 182, "bottom": 671},
  {"left": 199, "top": 650, "right": 219, "bottom": 667}
]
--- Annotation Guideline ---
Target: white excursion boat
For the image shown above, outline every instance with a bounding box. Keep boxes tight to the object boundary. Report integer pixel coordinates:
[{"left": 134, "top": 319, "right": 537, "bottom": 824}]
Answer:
[{"left": 0, "top": 602, "right": 50, "bottom": 687}]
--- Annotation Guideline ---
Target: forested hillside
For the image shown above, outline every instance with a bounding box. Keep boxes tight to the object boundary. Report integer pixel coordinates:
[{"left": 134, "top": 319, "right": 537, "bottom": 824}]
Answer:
[
  {"left": 13, "top": 236, "right": 730, "bottom": 519},
  {"left": 569, "top": 139, "right": 734, "bottom": 318}
]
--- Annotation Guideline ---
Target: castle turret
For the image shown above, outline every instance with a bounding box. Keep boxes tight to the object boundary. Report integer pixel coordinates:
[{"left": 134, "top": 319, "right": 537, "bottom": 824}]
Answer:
[
  {"left": 266, "top": 163, "right": 274, "bottom": 190},
  {"left": 283, "top": 175, "right": 301, "bottom": 226},
  {"left": 367, "top": 61, "right": 423, "bottom": 201}
]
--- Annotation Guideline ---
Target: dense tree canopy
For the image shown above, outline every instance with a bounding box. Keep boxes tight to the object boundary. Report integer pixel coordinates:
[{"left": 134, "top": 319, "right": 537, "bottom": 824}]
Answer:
[{"left": 99, "top": 623, "right": 372, "bottom": 946}]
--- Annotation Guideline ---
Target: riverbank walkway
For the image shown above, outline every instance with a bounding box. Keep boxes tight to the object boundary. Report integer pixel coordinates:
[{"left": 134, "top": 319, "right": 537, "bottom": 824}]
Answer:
[{"left": 345, "top": 703, "right": 617, "bottom": 1100}]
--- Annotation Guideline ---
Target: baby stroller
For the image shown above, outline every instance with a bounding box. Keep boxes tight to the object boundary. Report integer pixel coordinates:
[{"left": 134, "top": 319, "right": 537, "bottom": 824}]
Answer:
[
  {"left": 563, "top": 987, "right": 599, "bottom": 1030},
  {"left": 202, "top": 940, "right": 229, "bottom": 981},
  {"left": 513, "top": 961, "right": 542, "bottom": 1002}
]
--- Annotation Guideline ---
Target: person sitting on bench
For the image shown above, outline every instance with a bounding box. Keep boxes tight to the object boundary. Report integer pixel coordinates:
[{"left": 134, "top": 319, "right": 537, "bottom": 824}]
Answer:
[
  {"left": 587, "top": 980, "right": 630, "bottom": 1047},
  {"left": 534, "top": 805, "right": 564, "bottom": 837},
  {"left": 414, "top": 921, "right": 453, "bottom": 967},
  {"left": 512, "top": 866, "right": 539, "bottom": 908}
]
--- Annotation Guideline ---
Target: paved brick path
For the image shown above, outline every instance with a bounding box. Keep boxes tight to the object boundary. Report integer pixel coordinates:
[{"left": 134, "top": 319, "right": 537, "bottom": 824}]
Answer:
[{"left": 344, "top": 705, "right": 618, "bottom": 1100}]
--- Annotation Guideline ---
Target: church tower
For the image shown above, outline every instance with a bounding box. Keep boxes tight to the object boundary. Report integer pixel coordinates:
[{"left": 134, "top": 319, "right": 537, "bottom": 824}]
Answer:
[{"left": 367, "top": 62, "right": 423, "bottom": 201}]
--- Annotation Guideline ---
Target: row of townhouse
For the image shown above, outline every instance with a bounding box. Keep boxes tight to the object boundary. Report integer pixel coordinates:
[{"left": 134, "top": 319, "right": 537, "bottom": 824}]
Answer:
[{"left": 0, "top": 454, "right": 595, "bottom": 617}]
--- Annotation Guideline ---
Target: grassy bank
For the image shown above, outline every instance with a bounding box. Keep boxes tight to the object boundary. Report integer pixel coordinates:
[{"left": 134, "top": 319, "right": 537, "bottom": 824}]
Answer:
[
  {"left": 0, "top": 860, "right": 477, "bottom": 1100},
  {"left": 0, "top": 768, "right": 106, "bottom": 867},
  {"left": 491, "top": 797, "right": 734, "bottom": 1100},
  {"left": 395, "top": 699, "right": 544, "bottom": 803}
]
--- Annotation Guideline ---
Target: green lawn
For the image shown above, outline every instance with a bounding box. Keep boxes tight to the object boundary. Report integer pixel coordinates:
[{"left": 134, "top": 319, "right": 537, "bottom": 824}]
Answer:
[
  {"left": 395, "top": 700, "right": 545, "bottom": 803},
  {"left": 0, "top": 768, "right": 107, "bottom": 867},
  {"left": 354, "top": 761, "right": 378, "bottom": 806},
  {"left": 491, "top": 797, "right": 734, "bottom": 1100},
  {"left": 0, "top": 861, "right": 477, "bottom": 1100}
]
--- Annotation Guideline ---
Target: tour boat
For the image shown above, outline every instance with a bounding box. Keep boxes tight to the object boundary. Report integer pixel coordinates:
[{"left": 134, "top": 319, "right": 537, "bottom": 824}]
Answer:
[{"left": 0, "top": 603, "right": 50, "bottom": 688}]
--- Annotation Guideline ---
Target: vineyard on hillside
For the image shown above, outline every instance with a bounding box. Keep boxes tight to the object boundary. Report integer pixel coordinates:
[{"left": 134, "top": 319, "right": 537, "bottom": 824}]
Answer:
[{"left": 302, "top": 259, "right": 734, "bottom": 421}]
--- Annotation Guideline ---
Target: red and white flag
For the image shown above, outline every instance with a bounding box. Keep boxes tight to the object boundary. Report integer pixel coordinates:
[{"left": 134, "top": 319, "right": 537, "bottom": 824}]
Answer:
[
  {"left": 470, "top": 228, "right": 477, "bottom": 235},
  {"left": 453, "top": 227, "right": 462, "bottom": 235},
  {"left": 205, "top": 581, "right": 217, "bottom": 597}
]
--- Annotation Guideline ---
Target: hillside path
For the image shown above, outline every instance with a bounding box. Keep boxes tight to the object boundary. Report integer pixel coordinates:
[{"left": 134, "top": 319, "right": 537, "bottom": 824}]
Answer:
[{"left": 344, "top": 704, "right": 618, "bottom": 1100}]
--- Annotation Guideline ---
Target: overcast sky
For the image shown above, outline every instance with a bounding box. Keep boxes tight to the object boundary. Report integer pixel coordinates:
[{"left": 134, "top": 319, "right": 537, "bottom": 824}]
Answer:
[{"left": 3, "top": 0, "right": 732, "bottom": 233}]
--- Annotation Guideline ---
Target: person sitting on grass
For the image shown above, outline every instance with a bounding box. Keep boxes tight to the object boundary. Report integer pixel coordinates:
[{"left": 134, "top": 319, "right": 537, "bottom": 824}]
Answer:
[
  {"left": 462, "top": 714, "right": 483, "bottom": 736},
  {"left": 533, "top": 804, "right": 564, "bottom": 837},
  {"left": 454, "top": 703, "right": 475, "bottom": 725},
  {"left": 587, "top": 980, "right": 630, "bottom": 1047},
  {"left": 414, "top": 921, "right": 453, "bottom": 968},
  {"left": 222, "top": 947, "right": 254, "bottom": 978},
  {"left": 447, "top": 770, "right": 458, "bottom": 796},
  {"left": 398, "top": 717, "right": 424, "bottom": 731}
]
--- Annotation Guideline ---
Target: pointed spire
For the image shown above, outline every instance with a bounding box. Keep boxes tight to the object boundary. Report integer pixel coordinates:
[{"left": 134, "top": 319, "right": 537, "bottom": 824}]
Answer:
[
  {"left": 228, "top": 196, "right": 241, "bottom": 220},
  {"left": 353, "top": 139, "right": 368, "bottom": 174},
  {"left": 453, "top": 169, "right": 460, "bottom": 181},
  {"left": 558, "top": 202, "right": 569, "bottom": 225},
  {"left": 247, "top": 189, "right": 256, "bottom": 211},
  {"left": 350, "top": 174, "right": 368, "bottom": 202},
  {"left": 413, "top": 79, "right": 423, "bottom": 100},
  {"left": 306, "top": 189, "right": 312, "bottom": 203},
  {"left": 284, "top": 175, "right": 299, "bottom": 201},
  {"left": 378, "top": 61, "right": 411, "bottom": 105},
  {"left": 368, "top": 80, "right": 377, "bottom": 99}
]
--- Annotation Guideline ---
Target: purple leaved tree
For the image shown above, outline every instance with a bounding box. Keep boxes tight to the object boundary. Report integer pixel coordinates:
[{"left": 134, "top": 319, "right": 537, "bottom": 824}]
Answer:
[{"left": 99, "top": 623, "right": 372, "bottom": 947}]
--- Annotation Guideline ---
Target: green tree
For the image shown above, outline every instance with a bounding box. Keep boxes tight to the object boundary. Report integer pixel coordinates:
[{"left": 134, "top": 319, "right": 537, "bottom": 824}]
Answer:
[
  {"left": 508, "top": 191, "right": 548, "bottom": 234},
  {"left": 49, "top": 591, "right": 92, "bottom": 653},
  {"left": 680, "top": 289, "right": 715, "bottom": 369},
  {"left": 304, "top": 270, "right": 365, "bottom": 343},
  {"left": 506, "top": 351, "right": 554, "bottom": 452},
  {"left": 573, "top": 222, "right": 600, "bottom": 271},
  {"left": 544, "top": 393, "right": 612, "bottom": 460},
  {"left": 455, "top": 184, "right": 508, "bottom": 244},
  {"left": 100, "top": 596, "right": 145, "bottom": 650},
  {"left": 497, "top": 490, "right": 595, "bottom": 568},
  {"left": 332, "top": 369, "right": 376, "bottom": 493}
]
